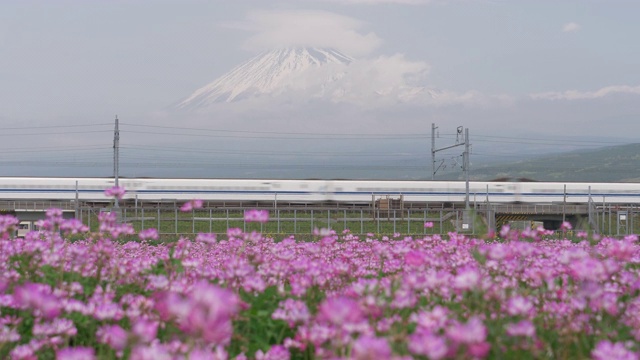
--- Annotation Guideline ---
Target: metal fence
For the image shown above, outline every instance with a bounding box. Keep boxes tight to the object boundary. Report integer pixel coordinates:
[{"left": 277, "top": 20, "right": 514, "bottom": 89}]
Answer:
[
  {"left": 8, "top": 199, "right": 640, "bottom": 237},
  {"left": 76, "top": 205, "right": 489, "bottom": 237}
]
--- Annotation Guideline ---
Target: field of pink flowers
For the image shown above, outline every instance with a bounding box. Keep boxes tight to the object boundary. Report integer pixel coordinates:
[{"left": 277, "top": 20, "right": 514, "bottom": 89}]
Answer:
[{"left": 1, "top": 189, "right": 640, "bottom": 359}]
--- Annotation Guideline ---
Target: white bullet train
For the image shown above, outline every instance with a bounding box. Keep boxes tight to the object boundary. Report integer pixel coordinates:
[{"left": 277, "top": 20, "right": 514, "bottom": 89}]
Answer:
[{"left": 0, "top": 177, "right": 639, "bottom": 205}]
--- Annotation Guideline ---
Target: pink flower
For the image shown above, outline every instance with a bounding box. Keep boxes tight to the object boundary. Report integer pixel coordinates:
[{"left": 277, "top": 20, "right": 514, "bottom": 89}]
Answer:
[
  {"left": 33, "top": 318, "right": 77, "bottom": 337},
  {"left": 468, "top": 342, "right": 491, "bottom": 358},
  {"left": 560, "top": 221, "right": 572, "bottom": 231},
  {"left": 154, "top": 281, "right": 239, "bottom": 345},
  {"left": 189, "top": 346, "right": 228, "bottom": 360},
  {"left": 104, "top": 186, "right": 126, "bottom": 200},
  {"left": 446, "top": 317, "right": 487, "bottom": 345},
  {"left": 569, "top": 257, "right": 607, "bottom": 282},
  {"left": 408, "top": 332, "right": 448, "bottom": 360},
  {"left": 410, "top": 306, "right": 450, "bottom": 332},
  {"left": 351, "top": 336, "right": 392, "bottom": 360},
  {"left": 97, "top": 324, "right": 128, "bottom": 351},
  {"left": 60, "top": 219, "right": 89, "bottom": 235},
  {"left": 0, "top": 214, "right": 19, "bottom": 235},
  {"left": 424, "top": 221, "right": 434, "bottom": 228},
  {"left": 11, "top": 343, "right": 37, "bottom": 359},
  {"left": 227, "top": 227, "right": 243, "bottom": 238},
  {"left": 195, "top": 232, "right": 217, "bottom": 244},
  {"left": 255, "top": 345, "right": 290, "bottom": 360},
  {"left": 317, "top": 296, "right": 365, "bottom": 327},
  {"left": 244, "top": 209, "right": 269, "bottom": 223},
  {"left": 13, "top": 283, "right": 61, "bottom": 319},
  {"left": 56, "top": 347, "right": 96, "bottom": 360},
  {"left": 506, "top": 296, "right": 534, "bottom": 317},
  {"left": 272, "top": 299, "right": 310, "bottom": 327},
  {"left": 592, "top": 340, "right": 638, "bottom": 360},
  {"left": 405, "top": 250, "right": 426, "bottom": 267},
  {"left": 180, "top": 199, "right": 203, "bottom": 212},
  {"left": 0, "top": 325, "right": 20, "bottom": 342},
  {"left": 139, "top": 228, "right": 159, "bottom": 241},
  {"left": 129, "top": 344, "right": 173, "bottom": 360},
  {"left": 607, "top": 239, "right": 636, "bottom": 261},
  {"left": 505, "top": 320, "right": 536, "bottom": 337},
  {"left": 499, "top": 224, "right": 511, "bottom": 238},
  {"left": 132, "top": 320, "right": 158, "bottom": 343},
  {"left": 46, "top": 208, "right": 64, "bottom": 219},
  {"left": 453, "top": 267, "right": 480, "bottom": 291}
]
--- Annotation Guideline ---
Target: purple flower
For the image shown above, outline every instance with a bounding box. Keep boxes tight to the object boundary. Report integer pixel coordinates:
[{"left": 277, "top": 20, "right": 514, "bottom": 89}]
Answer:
[
  {"left": 592, "top": 340, "right": 638, "bottom": 360},
  {"left": 132, "top": 319, "right": 158, "bottom": 343},
  {"left": 154, "top": 281, "right": 239, "bottom": 345},
  {"left": 104, "top": 186, "right": 126, "bottom": 200},
  {"left": 139, "top": 228, "right": 159, "bottom": 241},
  {"left": 180, "top": 199, "right": 203, "bottom": 212},
  {"left": 0, "top": 214, "right": 19, "bottom": 235},
  {"left": 129, "top": 344, "right": 173, "bottom": 360},
  {"left": 505, "top": 320, "right": 536, "bottom": 337},
  {"left": 446, "top": 317, "right": 487, "bottom": 344},
  {"left": 0, "top": 325, "right": 20, "bottom": 343},
  {"left": 506, "top": 296, "right": 534, "bottom": 317},
  {"left": 351, "top": 336, "right": 392, "bottom": 360},
  {"left": 11, "top": 346, "right": 33, "bottom": 359},
  {"left": 468, "top": 342, "right": 491, "bottom": 358},
  {"left": 255, "top": 345, "right": 290, "bottom": 360},
  {"left": 560, "top": 221, "right": 572, "bottom": 231},
  {"left": 453, "top": 267, "right": 480, "bottom": 291},
  {"left": 56, "top": 347, "right": 96, "bottom": 360},
  {"left": 405, "top": 250, "right": 425, "bottom": 267},
  {"left": 46, "top": 208, "right": 64, "bottom": 219},
  {"left": 272, "top": 299, "right": 310, "bottom": 327},
  {"left": 33, "top": 318, "right": 77, "bottom": 337},
  {"left": 499, "top": 224, "right": 511, "bottom": 238},
  {"left": 408, "top": 332, "right": 448, "bottom": 360},
  {"left": 317, "top": 296, "right": 364, "bottom": 327},
  {"left": 13, "top": 283, "right": 61, "bottom": 319},
  {"left": 60, "top": 218, "right": 89, "bottom": 235},
  {"left": 244, "top": 209, "right": 269, "bottom": 223},
  {"left": 195, "top": 232, "right": 217, "bottom": 244},
  {"left": 96, "top": 324, "right": 128, "bottom": 351}
]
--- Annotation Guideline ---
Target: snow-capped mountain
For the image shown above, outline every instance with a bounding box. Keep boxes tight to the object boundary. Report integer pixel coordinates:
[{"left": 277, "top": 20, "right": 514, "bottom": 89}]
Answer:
[
  {"left": 176, "top": 47, "right": 439, "bottom": 109},
  {"left": 177, "top": 48, "right": 353, "bottom": 108}
]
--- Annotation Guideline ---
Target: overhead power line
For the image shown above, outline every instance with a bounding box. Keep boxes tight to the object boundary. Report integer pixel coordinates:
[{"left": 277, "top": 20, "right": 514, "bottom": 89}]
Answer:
[
  {"left": 0, "top": 123, "right": 112, "bottom": 130},
  {"left": 123, "top": 130, "right": 426, "bottom": 140},
  {"left": 0, "top": 130, "right": 112, "bottom": 137},
  {"left": 121, "top": 145, "right": 421, "bottom": 158},
  {"left": 120, "top": 123, "right": 423, "bottom": 137}
]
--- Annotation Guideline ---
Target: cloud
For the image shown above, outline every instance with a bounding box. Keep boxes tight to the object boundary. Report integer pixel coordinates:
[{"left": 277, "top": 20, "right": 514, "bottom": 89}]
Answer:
[
  {"left": 314, "top": 0, "right": 434, "bottom": 4},
  {"left": 562, "top": 22, "right": 581, "bottom": 33},
  {"left": 531, "top": 85, "right": 640, "bottom": 100},
  {"left": 232, "top": 10, "right": 382, "bottom": 57}
]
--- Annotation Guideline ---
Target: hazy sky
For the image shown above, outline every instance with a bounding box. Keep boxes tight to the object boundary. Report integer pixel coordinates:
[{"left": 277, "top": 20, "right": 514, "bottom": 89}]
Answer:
[{"left": 1, "top": 0, "right": 639, "bottom": 178}]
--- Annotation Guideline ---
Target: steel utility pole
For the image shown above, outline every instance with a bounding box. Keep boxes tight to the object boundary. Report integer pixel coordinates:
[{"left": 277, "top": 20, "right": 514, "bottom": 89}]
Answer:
[
  {"left": 464, "top": 128, "right": 470, "bottom": 210},
  {"left": 431, "top": 124, "right": 472, "bottom": 230},
  {"left": 431, "top": 124, "right": 471, "bottom": 205},
  {"left": 431, "top": 123, "right": 437, "bottom": 180},
  {"left": 113, "top": 116, "right": 120, "bottom": 220}
]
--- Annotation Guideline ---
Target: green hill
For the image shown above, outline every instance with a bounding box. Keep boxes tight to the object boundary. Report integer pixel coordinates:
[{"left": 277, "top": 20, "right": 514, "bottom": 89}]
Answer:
[{"left": 467, "top": 143, "right": 640, "bottom": 182}]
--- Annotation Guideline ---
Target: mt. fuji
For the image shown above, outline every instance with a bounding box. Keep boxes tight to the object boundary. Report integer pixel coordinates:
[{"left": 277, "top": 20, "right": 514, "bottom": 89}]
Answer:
[
  {"left": 177, "top": 48, "right": 353, "bottom": 108},
  {"left": 176, "top": 47, "right": 438, "bottom": 110}
]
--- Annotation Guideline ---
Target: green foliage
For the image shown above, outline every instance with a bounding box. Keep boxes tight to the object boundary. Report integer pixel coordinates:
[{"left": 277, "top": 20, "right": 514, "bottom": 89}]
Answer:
[{"left": 230, "top": 286, "right": 297, "bottom": 358}]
